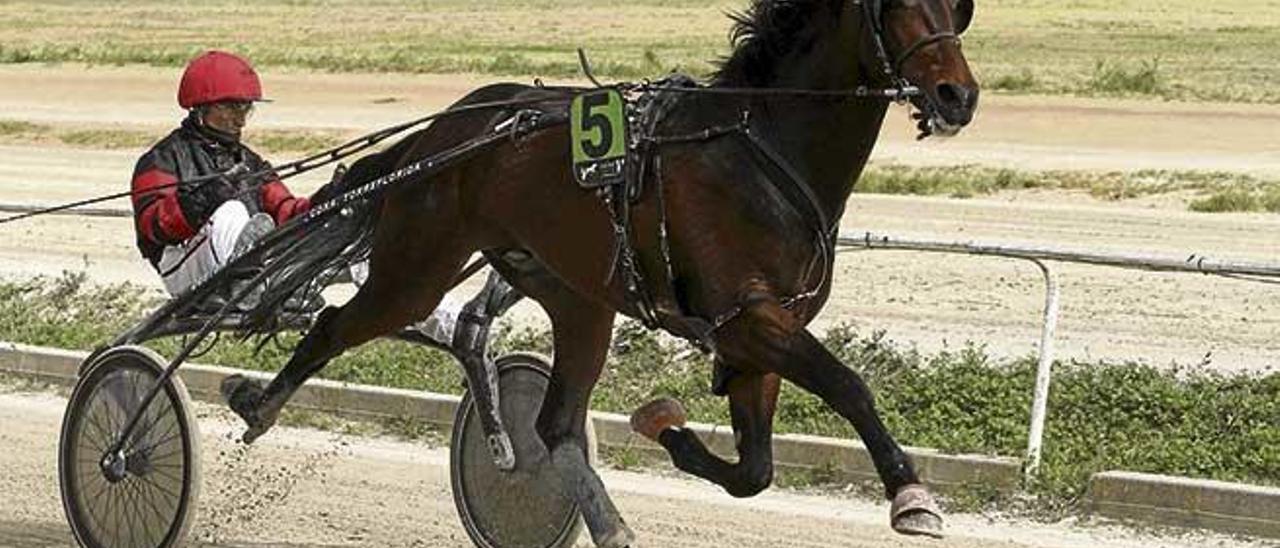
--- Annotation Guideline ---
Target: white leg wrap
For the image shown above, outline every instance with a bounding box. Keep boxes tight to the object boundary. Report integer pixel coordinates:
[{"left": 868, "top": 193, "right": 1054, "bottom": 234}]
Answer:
[{"left": 413, "top": 294, "right": 464, "bottom": 345}]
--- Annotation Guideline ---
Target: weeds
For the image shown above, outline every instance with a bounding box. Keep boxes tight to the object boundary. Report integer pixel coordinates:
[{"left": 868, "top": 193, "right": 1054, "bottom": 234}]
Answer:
[
  {"left": 59, "top": 129, "right": 154, "bottom": 149},
  {"left": 600, "top": 445, "right": 656, "bottom": 472},
  {"left": 1087, "top": 58, "right": 1165, "bottom": 96},
  {"left": 1, "top": 275, "right": 1277, "bottom": 515},
  {"left": 0, "top": 120, "right": 43, "bottom": 136},
  {"left": 1189, "top": 186, "right": 1280, "bottom": 213},
  {"left": 1189, "top": 188, "right": 1260, "bottom": 213},
  {"left": 857, "top": 165, "right": 1279, "bottom": 212},
  {"left": 0, "top": 118, "right": 355, "bottom": 154},
  {"left": 987, "top": 69, "right": 1038, "bottom": 92},
  {"left": 252, "top": 130, "right": 349, "bottom": 154}
]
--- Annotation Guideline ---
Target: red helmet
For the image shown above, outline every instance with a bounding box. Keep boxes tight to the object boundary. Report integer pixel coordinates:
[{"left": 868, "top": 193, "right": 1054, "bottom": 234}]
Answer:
[{"left": 177, "top": 50, "right": 265, "bottom": 109}]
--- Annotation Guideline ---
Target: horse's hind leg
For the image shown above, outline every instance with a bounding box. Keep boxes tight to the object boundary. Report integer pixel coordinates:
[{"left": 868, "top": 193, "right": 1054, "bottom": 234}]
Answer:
[
  {"left": 631, "top": 368, "right": 779, "bottom": 498},
  {"left": 223, "top": 198, "right": 474, "bottom": 444},
  {"left": 715, "top": 294, "right": 943, "bottom": 537}
]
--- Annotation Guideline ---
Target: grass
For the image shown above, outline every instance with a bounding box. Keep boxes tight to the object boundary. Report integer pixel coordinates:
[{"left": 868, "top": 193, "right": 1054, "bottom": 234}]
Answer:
[
  {"left": 857, "top": 164, "right": 1280, "bottom": 206},
  {"left": 1087, "top": 58, "right": 1165, "bottom": 96},
  {"left": 0, "top": 118, "right": 351, "bottom": 153},
  {"left": 0, "top": 0, "right": 1278, "bottom": 103},
  {"left": 1, "top": 272, "right": 1277, "bottom": 516},
  {"left": 1189, "top": 186, "right": 1280, "bottom": 213}
]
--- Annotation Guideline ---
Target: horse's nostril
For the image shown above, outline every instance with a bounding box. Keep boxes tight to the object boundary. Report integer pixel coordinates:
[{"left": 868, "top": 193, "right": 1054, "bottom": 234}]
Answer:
[
  {"left": 936, "top": 82, "right": 965, "bottom": 108},
  {"left": 933, "top": 82, "right": 978, "bottom": 126}
]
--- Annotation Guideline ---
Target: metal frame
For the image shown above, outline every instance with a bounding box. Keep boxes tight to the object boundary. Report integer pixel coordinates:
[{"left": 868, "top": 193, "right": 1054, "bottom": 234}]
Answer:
[{"left": 838, "top": 230, "right": 1280, "bottom": 481}]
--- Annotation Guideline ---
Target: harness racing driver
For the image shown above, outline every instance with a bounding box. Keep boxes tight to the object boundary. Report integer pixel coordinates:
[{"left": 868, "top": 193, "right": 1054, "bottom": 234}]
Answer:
[{"left": 130, "top": 51, "right": 520, "bottom": 433}]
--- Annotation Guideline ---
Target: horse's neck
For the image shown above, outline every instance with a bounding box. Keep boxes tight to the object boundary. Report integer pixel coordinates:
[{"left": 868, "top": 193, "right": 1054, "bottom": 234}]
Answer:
[
  {"left": 752, "top": 93, "right": 888, "bottom": 226},
  {"left": 750, "top": 36, "right": 889, "bottom": 225}
]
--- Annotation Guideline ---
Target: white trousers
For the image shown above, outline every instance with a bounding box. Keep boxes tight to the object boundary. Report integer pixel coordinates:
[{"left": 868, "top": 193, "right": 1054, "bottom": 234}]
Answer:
[{"left": 157, "top": 201, "right": 253, "bottom": 296}]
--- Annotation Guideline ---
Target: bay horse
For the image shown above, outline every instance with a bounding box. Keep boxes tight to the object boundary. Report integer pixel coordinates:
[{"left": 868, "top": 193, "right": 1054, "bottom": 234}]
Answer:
[{"left": 227, "top": 0, "right": 978, "bottom": 544}]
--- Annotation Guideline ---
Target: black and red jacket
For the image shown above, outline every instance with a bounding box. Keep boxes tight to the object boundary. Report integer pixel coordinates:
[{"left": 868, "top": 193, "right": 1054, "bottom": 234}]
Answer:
[{"left": 130, "top": 116, "right": 309, "bottom": 267}]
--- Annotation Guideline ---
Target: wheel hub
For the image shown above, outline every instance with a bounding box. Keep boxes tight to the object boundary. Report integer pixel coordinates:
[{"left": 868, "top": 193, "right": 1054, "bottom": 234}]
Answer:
[{"left": 100, "top": 450, "right": 127, "bottom": 483}]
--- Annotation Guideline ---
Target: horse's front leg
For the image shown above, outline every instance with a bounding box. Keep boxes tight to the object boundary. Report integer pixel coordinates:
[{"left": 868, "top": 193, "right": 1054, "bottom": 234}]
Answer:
[
  {"left": 537, "top": 293, "right": 634, "bottom": 548},
  {"left": 715, "top": 292, "right": 944, "bottom": 538},
  {"left": 630, "top": 367, "right": 779, "bottom": 498}
]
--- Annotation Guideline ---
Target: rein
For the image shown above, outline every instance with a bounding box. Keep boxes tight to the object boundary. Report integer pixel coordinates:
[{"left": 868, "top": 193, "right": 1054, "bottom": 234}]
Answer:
[
  {"left": 628, "top": 82, "right": 920, "bottom": 101},
  {"left": 0, "top": 96, "right": 568, "bottom": 227}
]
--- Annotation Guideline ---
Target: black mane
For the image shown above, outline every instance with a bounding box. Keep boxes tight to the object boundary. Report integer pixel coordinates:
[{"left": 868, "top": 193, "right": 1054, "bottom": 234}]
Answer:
[{"left": 713, "top": 0, "right": 839, "bottom": 87}]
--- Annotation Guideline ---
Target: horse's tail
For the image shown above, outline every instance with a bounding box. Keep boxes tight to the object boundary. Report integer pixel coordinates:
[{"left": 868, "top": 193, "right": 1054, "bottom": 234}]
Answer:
[{"left": 237, "top": 143, "right": 401, "bottom": 338}]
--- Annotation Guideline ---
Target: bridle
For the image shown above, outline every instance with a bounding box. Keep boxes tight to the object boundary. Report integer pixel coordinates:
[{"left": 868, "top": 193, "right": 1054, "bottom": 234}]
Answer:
[{"left": 857, "top": 0, "right": 966, "bottom": 87}]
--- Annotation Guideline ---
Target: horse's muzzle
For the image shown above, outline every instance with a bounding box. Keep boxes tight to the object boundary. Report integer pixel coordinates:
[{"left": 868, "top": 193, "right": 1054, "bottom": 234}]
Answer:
[{"left": 927, "top": 81, "right": 979, "bottom": 136}]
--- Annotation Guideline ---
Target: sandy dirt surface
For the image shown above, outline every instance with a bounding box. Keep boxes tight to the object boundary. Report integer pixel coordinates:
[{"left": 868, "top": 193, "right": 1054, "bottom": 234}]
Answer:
[
  {"left": 0, "top": 386, "right": 1267, "bottom": 548},
  {"left": 1, "top": 65, "right": 1280, "bottom": 372}
]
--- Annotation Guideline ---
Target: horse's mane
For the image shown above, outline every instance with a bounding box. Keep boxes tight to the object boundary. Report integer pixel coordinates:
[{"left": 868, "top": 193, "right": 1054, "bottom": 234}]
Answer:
[{"left": 713, "top": 0, "right": 838, "bottom": 87}]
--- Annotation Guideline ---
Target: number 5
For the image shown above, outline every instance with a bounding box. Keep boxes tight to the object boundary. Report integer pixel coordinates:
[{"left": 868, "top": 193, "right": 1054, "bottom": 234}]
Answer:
[{"left": 579, "top": 92, "right": 614, "bottom": 159}]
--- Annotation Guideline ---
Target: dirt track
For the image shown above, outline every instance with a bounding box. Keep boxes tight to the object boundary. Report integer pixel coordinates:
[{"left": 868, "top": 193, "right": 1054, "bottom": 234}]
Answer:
[
  {"left": 0, "top": 386, "right": 1264, "bottom": 548},
  {"left": 2, "top": 65, "right": 1280, "bottom": 371}
]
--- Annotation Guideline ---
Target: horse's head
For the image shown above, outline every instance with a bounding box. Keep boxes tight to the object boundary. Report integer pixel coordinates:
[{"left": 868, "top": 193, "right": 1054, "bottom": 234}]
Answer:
[{"left": 863, "top": 0, "right": 979, "bottom": 137}]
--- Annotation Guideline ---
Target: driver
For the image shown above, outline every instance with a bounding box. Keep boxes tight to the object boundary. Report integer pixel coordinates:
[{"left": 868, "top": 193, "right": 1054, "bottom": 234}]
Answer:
[
  {"left": 132, "top": 53, "right": 522, "bottom": 431},
  {"left": 130, "top": 50, "right": 308, "bottom": 299}
]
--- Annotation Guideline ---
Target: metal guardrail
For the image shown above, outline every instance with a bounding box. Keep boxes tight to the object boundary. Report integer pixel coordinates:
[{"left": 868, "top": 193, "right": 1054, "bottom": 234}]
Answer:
[{"left": 837, "top": 230, "right": 1280, "bottom": 480}]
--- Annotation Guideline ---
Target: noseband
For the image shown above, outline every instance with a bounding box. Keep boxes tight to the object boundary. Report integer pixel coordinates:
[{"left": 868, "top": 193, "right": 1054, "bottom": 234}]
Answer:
[{"left": 856, "top": 0, "right": 963, "bottom": 82}]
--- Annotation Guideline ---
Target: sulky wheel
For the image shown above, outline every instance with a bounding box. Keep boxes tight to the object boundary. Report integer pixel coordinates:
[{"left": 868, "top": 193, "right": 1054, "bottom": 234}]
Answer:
[
  {"left": 451, "top": 352, "right": 596, "bottom": 548},
  {"left": 58, "top": 345, "right": 201, "bottom": 548}
]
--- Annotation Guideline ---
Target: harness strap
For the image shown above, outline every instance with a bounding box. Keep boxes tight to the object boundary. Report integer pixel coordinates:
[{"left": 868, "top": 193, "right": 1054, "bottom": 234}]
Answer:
[
  {"left": 740, "top": 118, "right": 831, "bottom": 234},
  {"left": 624, "top": 102, "right": 836, "bottom": 346},
  {"left": 893, "top": 32, "right": 960, "bottom": 72}
]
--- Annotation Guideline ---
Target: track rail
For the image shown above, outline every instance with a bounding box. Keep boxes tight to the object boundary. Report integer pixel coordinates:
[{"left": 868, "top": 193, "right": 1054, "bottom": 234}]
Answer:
[{"left": 837, "top": 230, "right": 1280, "bottom": 480}]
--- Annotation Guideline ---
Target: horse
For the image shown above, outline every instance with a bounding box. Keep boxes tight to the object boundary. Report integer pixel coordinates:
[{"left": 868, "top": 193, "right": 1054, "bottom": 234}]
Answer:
[{"left": 226, "top": 0, "right": 978, "bottom": 545}]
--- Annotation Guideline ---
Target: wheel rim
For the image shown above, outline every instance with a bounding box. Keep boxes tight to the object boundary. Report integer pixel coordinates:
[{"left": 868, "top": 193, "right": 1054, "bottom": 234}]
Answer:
[
  {"left": 452, "top": 356, "right": 582, "bottom": 548},
  {"left": 61, "top": 350, "right": 194, "bottom": 548}
]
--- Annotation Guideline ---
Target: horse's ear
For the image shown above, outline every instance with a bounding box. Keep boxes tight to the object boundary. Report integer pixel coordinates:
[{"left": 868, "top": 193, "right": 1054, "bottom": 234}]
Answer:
[{"left": 954, "top": 0, "right": 974, "bottom": 34}]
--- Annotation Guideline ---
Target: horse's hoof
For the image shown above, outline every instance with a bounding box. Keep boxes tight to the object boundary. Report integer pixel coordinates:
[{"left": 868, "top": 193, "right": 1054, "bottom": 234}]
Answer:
[
  {"left": 629, "top": 397, "right": 687, "bottom": 442},
  {"left": 220, "top": 375, "right": 280, "bottom": 445},
  {"left": 221, "top": 375, "right": 263, "bottom": 429},
  {"left": 487, "top": 432, "right": 516, "bottom": 472},
  {"left": 890, "top": 483, "right": 944, "bottom": 538},
  {"left": 241, "top": 424, "right": 270, "bottom": 445},
  {"left": 595, "top": 522, "right": 636, "bottom": 548}
]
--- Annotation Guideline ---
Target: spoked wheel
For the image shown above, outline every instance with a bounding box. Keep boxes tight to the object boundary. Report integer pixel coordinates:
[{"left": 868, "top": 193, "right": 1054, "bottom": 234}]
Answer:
[
  {"left": 451, "top": 352, "right": 595, "bottom": 548},
  {"left": 58, "top": 345, "right": 201, "bottom": 548}
]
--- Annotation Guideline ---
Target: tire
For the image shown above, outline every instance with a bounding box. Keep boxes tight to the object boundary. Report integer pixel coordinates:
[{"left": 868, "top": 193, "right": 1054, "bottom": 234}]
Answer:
[
  {"left": 450, "top": 352, "right": 595, "bottom": 548},
  {"left": 58, "top": 345, "right": 201, "bottom": 548}
]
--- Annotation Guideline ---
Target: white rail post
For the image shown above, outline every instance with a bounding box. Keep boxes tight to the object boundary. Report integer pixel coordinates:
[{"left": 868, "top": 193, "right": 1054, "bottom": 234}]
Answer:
[{"left": 1024, "top": 259, "right": 1060, "bottom": 481}]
